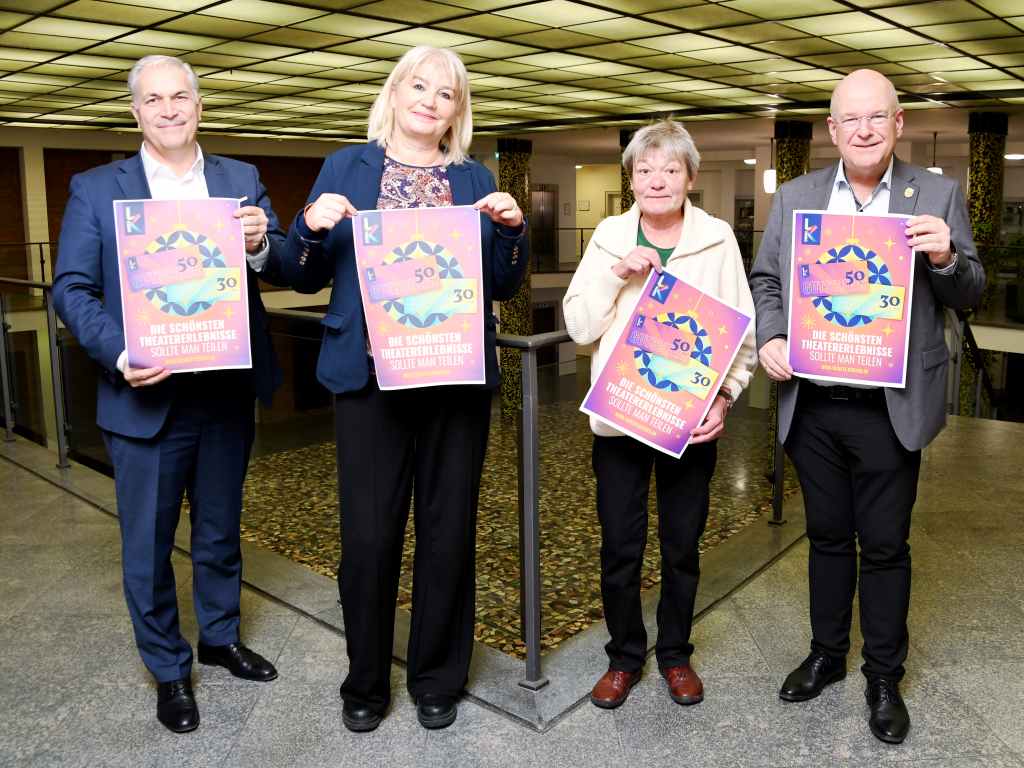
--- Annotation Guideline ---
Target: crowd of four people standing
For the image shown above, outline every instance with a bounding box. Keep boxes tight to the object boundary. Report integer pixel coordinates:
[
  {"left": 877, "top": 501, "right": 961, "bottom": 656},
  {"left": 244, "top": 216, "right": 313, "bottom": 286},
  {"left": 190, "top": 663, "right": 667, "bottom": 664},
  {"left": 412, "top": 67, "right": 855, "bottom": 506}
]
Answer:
[{"left": 53, "top": 46, "right": 983, "bottom": 747}]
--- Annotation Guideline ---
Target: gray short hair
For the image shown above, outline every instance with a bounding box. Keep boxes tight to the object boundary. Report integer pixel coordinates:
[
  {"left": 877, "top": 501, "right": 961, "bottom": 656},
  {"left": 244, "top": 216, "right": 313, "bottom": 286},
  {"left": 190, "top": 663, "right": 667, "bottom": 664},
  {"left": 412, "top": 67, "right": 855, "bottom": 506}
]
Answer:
[
  {"left": 622, "top": 120, "right": 701, "bottom": 178},
  {"left": 128, "top": 55, "right": 200, "bottom": 104}
]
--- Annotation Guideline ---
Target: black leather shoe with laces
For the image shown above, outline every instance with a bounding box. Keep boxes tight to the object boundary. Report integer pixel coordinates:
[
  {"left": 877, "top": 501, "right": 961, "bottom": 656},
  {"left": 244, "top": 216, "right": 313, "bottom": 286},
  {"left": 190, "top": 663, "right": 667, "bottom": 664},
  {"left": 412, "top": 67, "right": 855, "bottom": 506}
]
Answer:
[
  {"left": 197, "top": 642, "right": 278, "bottom": 682},
  {"left": 866, "top": 677, "right": 910, "bottom": 744},
  {"left": 779, "top": 651, "right": 846, "bottom": 702},
  {"left": 156, "top": 678, "right": 199, "bottom": 733}
]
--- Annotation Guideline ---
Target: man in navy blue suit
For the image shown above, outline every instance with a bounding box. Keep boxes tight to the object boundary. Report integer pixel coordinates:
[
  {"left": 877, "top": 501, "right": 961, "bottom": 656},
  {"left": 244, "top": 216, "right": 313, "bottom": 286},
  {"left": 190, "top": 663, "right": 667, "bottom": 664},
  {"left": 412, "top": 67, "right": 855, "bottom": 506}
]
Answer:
[{"left": 53, "top": 55, "right": 285, "bottom": 733}]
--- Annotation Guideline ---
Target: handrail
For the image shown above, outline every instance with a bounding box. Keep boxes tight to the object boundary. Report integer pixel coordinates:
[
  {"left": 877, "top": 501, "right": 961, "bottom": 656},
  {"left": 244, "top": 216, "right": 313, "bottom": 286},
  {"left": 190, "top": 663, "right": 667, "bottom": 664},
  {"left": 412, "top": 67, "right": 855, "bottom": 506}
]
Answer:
[
  {"left": 0, "top": 277, "right": 52, "bottom": 290},
  {"left": 0, "top": 278, "right": 69, "bottom": 468},
  {"left": 496, "top": 330, "right": 571, "bottom": 350},
  {"left": 957, "top": 310, "right": 1002, "bottom": 417},
  {"left": 262, "top": 306, "right": 565, "bottom": 688},
  {"left": 495, "top": 329, "right": 570, "bottom": 691},
  {"left": 0, "top": 243, "right": 56, "bottom": 284}
]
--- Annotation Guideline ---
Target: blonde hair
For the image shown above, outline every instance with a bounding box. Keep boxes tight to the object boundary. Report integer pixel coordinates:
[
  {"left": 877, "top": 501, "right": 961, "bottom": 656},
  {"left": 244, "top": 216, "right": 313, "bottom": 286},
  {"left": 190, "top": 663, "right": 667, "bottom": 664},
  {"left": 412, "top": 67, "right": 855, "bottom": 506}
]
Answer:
[
  {"left": 622, "top": 120, "right": 701, "bottom": 178},
  {"left": 367, "top": 46, "right": 473, "bottom": 165}
]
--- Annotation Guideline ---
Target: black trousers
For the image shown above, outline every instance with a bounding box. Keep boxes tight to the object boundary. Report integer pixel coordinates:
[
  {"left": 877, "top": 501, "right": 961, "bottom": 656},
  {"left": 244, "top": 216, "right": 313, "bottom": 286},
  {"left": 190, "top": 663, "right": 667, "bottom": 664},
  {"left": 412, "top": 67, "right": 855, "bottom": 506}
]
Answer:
[
  {"left": 785, "top": 388, "right": 920, "bottom": 681},
  {"left": 593, "top": 435, "right": 718, "bottom": 673},
  {"left": 334, "top": 378, "right": 491, "bottom": 714}
]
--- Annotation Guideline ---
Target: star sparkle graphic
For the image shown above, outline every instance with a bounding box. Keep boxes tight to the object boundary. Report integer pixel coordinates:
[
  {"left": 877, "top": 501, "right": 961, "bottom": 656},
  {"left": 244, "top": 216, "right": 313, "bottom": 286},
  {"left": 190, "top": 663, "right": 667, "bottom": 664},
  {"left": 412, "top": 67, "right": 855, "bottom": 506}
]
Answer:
[
  {"left": 882, "top": 323, "right": 894, "bottom": 336},
  {"left": 616, "top": 362, "right": 627, "bottom": 374},
  {"left": 802, "top": 314, "right": 815, "bottom": 329},
  {"left": 718, "top": 324, "right": 728, "bottom": 335},
  {"left": 885, "top": 237, "right": 894, "bottom": 250}
]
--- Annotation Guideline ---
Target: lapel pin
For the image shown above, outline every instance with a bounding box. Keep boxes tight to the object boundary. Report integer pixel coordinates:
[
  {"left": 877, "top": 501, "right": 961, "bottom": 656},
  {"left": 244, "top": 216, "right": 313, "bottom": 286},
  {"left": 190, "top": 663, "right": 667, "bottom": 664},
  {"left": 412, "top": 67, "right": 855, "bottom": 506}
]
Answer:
[{"left": 904, "top": 187, "right": 915, "bottom": 198}]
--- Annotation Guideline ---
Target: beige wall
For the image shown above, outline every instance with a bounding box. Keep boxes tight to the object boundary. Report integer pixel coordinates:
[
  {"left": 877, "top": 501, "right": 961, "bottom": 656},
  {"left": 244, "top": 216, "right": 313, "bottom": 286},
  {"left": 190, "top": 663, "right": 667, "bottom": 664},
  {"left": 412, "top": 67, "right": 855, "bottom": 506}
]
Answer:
[{"left": 574, "top": 164, "right": 620, "bottom": 230}]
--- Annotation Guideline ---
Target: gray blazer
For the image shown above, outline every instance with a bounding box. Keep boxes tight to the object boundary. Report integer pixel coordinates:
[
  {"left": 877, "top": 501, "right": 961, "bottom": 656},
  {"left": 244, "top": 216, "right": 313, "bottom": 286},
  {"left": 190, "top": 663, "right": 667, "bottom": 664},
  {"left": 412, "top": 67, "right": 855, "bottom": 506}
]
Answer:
[{"left": 749, "top": 158, "right": 986, "bottom": 452}]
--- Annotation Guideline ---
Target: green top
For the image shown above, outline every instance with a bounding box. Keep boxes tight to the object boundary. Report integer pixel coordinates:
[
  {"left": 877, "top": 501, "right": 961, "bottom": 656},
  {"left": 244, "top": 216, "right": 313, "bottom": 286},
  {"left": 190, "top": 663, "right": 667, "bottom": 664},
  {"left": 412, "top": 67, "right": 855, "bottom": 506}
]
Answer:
[{"left": 637, "top": 222, "right": 676, "bottom": 266}]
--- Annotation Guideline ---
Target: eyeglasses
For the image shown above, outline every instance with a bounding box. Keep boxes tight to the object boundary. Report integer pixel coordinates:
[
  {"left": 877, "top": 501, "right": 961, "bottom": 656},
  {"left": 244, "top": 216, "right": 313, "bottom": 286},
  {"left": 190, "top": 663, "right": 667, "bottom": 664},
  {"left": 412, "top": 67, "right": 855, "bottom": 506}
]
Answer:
[{"left": 835, "top": 112, "right": 892, "bottom": 132}]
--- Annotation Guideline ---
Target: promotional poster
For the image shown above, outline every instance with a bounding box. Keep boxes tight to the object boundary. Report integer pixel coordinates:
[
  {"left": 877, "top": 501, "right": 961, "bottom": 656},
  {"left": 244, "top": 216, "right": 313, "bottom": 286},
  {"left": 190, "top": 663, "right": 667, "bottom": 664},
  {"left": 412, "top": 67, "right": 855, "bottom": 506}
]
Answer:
[
  {"left": 581, "top": 270, "right": 752, "bottom": 458},
  {"left": 787, "top": 210, "right": 915, "bottom": 387},
  {"left": 114, "top": 197, "right": 251, "bottom": 372},
  {"left": 353, "top": 205, "right": 485, "bottom": 389}
]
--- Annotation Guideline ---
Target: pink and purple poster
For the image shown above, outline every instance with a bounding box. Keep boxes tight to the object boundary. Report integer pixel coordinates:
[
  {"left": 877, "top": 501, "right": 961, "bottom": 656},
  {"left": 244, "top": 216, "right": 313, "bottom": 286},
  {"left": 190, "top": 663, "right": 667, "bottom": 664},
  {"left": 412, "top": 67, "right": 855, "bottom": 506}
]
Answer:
[
  {"left": 581, "top": 271, "right": 752, "bottom": 458},
  {"left": 114, "top": 198, "right": 251, "bottom": 373},
  {"left": 353, "top": 206, "right": 485, "bottom": 390},
  {"left": 787, "top": 211, "right": 915, "bottom": 387}
]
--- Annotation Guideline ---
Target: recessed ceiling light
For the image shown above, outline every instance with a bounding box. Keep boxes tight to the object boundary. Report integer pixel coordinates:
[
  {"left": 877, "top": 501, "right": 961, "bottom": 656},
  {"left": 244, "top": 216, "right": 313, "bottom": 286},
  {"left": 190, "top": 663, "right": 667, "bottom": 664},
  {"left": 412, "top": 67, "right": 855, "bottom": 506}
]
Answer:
[
  {"left": 575, "top": 164, "right": 583, "bottom": 169},
  {"left": 744, "top": 158, "right": 756, "bottom": 165},
  {"left": 1006, "top": 154, "right": 1024, "bottom": 161}
]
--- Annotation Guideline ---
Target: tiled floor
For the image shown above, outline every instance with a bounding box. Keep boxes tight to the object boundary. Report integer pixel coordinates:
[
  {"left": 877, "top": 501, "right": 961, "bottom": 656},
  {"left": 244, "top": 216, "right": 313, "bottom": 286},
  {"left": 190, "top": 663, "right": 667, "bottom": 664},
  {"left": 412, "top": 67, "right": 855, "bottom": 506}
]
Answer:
[{"left": 3, "top": 413, "right": 1023, "bottom": 767}]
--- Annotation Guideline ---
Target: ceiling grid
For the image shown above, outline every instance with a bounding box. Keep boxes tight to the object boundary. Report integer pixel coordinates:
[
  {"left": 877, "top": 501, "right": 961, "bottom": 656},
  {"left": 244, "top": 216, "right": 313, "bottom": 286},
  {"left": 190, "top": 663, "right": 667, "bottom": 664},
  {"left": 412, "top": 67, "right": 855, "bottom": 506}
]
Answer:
[{"left": 0, "top": 0, "right": 1019, "bottom": 139}]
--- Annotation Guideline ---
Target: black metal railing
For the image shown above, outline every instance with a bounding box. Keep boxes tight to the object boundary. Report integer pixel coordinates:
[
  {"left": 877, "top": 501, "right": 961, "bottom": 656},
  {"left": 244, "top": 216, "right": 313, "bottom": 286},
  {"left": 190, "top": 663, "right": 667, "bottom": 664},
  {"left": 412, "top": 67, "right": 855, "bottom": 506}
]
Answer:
[
  {"left": 0, "top": 242, "right": 56, "bottom": 284},
  {"left": 0, "top": 277, "right": 70, "bottom": 468},
  {"left": 529, "top": 227, "right": 595, "bottom": 273}
]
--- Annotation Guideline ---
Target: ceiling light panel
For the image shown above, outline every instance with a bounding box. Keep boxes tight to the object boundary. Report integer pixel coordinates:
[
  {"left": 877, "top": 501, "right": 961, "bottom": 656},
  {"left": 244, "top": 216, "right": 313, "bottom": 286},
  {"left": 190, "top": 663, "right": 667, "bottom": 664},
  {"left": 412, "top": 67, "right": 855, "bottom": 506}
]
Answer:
[{"left": 495, "top": 1, "right": 617, "bottom": 26}]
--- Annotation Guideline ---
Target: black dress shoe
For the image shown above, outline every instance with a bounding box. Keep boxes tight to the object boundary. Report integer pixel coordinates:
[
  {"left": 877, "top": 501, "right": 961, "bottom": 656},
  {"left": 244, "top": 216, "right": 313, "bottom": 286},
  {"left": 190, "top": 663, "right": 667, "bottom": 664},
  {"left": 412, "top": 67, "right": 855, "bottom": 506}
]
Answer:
[
  {"left": 197, "top": 641, "right": 278, "bottom": 682},
  {"left": 342, "top": 699, "right": 383, "bottom": 733},
  {"left": 157, "top": 678, "right": 199, "bottom": 734},
  {"left": 779, "top": 651, "right": 846, "bottom": 702},
  {"left": 866, "top": 677, "right": 910, "bottom": 744},
  {"left": 417, "top": 693, "right": 457, "bottom": 730}
]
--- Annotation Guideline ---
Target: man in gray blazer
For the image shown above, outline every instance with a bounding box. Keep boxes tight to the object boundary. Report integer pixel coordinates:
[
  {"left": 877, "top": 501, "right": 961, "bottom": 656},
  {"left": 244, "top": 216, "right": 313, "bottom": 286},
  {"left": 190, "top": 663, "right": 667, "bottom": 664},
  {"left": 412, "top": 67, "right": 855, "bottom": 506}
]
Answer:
[{"left": 750, "top": 69, "right": 985, "bottom": 744}]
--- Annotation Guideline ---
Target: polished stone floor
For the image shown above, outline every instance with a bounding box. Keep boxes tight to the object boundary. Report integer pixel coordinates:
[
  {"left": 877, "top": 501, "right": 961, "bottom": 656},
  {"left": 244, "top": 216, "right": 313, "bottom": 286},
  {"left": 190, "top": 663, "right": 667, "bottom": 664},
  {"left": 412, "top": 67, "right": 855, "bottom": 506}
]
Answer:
[
  {"left": 3, "top": 413, "right": 1023, "bottom": 767},
  {"left": 239, "top": 364, "right": 797, "bottom": 657}
]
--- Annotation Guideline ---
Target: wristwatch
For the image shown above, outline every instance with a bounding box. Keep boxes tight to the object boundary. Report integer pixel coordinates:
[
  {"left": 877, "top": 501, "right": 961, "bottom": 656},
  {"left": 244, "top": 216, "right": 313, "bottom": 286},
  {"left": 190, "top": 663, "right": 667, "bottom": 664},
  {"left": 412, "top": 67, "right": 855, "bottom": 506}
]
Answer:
[{"left": 717, "top": 387, "right": 735, "bottom": 409}]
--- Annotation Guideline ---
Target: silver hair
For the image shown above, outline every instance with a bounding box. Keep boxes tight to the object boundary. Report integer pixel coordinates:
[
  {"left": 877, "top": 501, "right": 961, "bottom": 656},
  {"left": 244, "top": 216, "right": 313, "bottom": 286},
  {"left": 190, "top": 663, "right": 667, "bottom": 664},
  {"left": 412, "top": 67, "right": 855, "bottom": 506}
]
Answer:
[
  {"left": 622, "top": 120, "right": 701, "bottom": 178},
  {"left": 128, "top": 55, "right": 200, "bottom": 103}
]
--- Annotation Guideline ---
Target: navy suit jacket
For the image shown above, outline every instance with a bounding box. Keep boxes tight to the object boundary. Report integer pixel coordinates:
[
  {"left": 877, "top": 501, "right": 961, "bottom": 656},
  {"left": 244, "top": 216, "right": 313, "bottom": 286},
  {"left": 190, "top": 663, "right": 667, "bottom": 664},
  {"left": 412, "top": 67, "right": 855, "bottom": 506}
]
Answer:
[
  {"left": 53, "top": 152, "right": 287, "bottom": 440},
  {"left": 281, "top": 142, "right": 529, "bottom": 393}
]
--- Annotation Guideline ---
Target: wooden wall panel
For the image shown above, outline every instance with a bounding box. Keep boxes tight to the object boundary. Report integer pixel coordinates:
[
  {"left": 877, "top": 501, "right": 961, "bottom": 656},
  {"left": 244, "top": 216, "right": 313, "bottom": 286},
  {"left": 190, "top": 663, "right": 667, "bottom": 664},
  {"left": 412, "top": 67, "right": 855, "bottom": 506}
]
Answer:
[
  {"left": 0, "top": 147, "right": 28, "bottom": 280},
  {"left": 44, "top": 148, "right": 119, "bottom": 266}
]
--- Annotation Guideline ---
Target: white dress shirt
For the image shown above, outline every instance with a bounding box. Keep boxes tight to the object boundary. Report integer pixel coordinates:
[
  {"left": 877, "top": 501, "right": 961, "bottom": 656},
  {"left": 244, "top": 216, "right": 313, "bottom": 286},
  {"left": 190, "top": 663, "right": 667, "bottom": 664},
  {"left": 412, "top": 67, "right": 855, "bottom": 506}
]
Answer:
[{"left": 827, "top": 157, "right": 957, "bottom": 275}]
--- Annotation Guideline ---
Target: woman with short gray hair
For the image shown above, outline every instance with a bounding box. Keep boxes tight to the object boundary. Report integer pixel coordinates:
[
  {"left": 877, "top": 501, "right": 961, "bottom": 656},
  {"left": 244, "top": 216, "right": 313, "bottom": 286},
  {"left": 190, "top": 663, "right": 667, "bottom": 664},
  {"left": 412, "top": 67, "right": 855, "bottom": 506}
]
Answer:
[{"left": 564, "top": 119, "right": 756, "bottom": 711}]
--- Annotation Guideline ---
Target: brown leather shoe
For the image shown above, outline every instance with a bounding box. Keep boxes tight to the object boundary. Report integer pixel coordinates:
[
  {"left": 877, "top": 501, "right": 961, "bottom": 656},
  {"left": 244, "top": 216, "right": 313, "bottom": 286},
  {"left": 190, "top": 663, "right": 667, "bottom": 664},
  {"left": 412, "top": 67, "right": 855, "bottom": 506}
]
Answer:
[
  {"left": 590, "top": 668, "right": 641, "bottom": 709},
  {"left": 662, "top": 664, "right": 704, "bottom": 705}
]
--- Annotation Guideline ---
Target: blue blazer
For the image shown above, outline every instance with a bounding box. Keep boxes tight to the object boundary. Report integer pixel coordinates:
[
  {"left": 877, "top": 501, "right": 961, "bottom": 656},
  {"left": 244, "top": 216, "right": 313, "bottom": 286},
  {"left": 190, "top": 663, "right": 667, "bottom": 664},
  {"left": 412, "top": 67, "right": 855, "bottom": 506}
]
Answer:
[
  {"left": 53, "top": 152, "right": 287, "bottom": 440},
  {"left": 281, "top": 142, "right": 529, "bottom": 393}
]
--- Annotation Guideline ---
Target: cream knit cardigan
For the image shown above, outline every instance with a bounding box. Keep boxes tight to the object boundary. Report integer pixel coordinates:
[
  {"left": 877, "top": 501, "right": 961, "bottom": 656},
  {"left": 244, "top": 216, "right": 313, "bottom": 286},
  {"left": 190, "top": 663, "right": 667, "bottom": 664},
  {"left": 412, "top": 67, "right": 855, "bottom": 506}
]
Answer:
[{"left": 563, "top": 200, "right": 757, "bottom": 438}]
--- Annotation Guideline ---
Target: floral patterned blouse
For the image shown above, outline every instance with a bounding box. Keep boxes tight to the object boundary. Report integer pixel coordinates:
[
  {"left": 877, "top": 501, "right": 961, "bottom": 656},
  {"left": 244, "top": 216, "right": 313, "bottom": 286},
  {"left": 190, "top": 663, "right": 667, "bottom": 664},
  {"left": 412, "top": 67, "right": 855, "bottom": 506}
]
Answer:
[{"left": 376, "top": 156, "right": 453, "bottom": 209}]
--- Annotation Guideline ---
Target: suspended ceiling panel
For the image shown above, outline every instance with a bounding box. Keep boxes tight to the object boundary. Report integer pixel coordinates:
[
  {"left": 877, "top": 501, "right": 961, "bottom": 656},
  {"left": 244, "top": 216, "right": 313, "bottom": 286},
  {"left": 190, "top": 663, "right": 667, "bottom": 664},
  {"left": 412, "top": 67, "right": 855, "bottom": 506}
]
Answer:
[{"left": 0, "top": 0, "right": 1021, "bottom": 139}]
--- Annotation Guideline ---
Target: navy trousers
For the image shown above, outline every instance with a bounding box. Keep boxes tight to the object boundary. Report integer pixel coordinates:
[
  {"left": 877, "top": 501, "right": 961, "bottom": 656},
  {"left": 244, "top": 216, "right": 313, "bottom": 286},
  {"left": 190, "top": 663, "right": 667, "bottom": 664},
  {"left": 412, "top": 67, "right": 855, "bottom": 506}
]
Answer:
[{"left": 103, "top": 379, "right": 255, "bottom": 683}]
